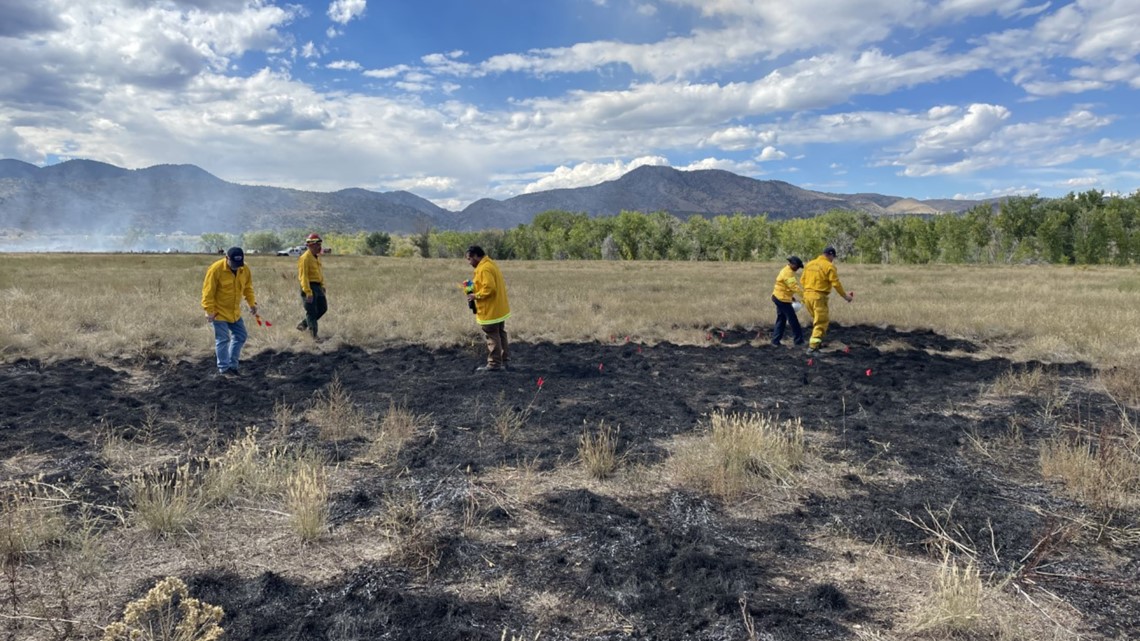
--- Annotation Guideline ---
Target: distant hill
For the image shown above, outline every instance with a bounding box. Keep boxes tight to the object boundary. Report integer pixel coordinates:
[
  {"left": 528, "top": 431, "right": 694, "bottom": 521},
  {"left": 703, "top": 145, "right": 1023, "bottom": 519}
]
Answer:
[{"left": 0, "top": 159, "right": 985, "bottom": 235}]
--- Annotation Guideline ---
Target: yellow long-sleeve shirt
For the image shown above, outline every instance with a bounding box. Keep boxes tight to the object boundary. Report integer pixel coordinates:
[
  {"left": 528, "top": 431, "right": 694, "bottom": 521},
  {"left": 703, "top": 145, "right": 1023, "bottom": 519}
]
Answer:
[
  {"left": 201, "top": 258, "right": 256, "bottom": 323},
  {"left": 471, "top": 256, "right": 511, "bottom": 325},
  {"left": 771, "top": 265, "right": 804, "bottom": 302},
  {"left": 801, "top": 255, "right": 848, "bottom": 298},
  {"left": 297, "top": 249, "right": 325, "bottom": 296}
]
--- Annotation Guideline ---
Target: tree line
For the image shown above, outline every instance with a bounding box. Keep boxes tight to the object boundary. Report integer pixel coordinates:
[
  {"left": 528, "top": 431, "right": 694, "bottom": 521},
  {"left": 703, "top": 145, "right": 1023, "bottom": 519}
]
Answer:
[{"left": 204, "top": 190, "right": 1140, "bottom": 265}]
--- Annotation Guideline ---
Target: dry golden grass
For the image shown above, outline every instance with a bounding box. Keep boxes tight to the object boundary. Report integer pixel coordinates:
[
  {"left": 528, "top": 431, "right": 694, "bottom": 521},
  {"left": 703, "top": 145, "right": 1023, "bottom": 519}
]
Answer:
[
  {"left": 578, "top": 421, "right": 620, "bottom": 480},
  {"left": 2, "top": 255, "right": 1137, "bottom": 367},
  {"left": 129, "top": 464, "right": 206, "bottom": 536},
  {"left": 1040, "top": 420, "right": 1140, "bottom": 511},
  {"left": 1, "top": 480, "right": 68, "bottom": 567},
  {"left": 378, "top": 491, "right": 443, "bottom": 576},
  {"left": 307, "top": 374, "right": 374, "bottom": 441},
  {"left": 671, "top": 411, "right": 806, "bottom": 499},
  {"left": 369, "top": 401, "right": 431, "bottom": 461},
  {"left": 285, "top": 458, "right": 330, "bottom": 542},
  {"left": 102, "top": 576, "right": 224, "bottom": 641}
]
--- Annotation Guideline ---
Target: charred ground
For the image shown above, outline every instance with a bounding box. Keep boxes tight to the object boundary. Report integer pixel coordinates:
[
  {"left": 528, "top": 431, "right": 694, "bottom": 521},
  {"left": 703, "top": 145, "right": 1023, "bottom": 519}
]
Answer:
[{"left": 2, "top": 323, "right": 1137, "bottom": 640}]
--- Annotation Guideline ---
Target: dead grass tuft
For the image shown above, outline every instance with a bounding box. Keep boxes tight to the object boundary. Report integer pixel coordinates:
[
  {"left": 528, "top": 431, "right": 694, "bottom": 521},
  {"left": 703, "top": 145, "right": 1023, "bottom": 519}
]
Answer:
[
  {"left": 129, "top": 464, "right": 206, "bottom": 536},
  {"left": 911, "top": 554, "right": 986, "bottom": 636},
  {"left": 1040, "top": 423, "right": 1140, "bottom": 510},
  {"left": 1100, "top": 364, "right": 1140, "bottom": 407},
  {"left": 672, "top": 411, "right": 806, "bottom": 499},
  {"left": 369, "top": 400, "right": 431, "bottom": 461},
  {"left": 1, "top": 479, "right": 68, "bottom": 567},
  {"left": 307, "top": 374, "right": 374, "bottom": 440},
  {"left": 285, "top": 458, "right": 330, "bottom": 542},
  {"left": 578, "top": 421, "right": 620, "bottom": 480},
  {"left": 102, "top": 576, "right": 224, "bottom": 641},
  {"left": 379, "top": 491, "right": 444, "bottom": 576},
  {"left": 987, "top": 366, "right": 1059, "bottom": 400}
]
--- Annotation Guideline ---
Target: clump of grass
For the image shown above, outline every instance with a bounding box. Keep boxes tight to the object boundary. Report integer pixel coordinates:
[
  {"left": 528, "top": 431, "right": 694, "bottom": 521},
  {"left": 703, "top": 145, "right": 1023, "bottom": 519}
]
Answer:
[
  {"left": 492, "top": 392, "right": 527, "bottom": 442},
  {"left": 1100, "top": 364, "right": 1140, "bottom": 407},
  {"left": 370, "top": 401, "right": 431, "bottom": 461},
  {"left": 380, "top": 492, "right": 443, "bottom": 576},
  {"left": 912, "top": 555, "right": 984, "bottom": 636},
  {"left": 129, "top": 464, "right": 205, "bottom": 536},
  {"left": 273, "top": 398, "right": 297, "bottom": 438},
  {"left": 987, "top": 366, "right": 1058, "bottom": 399},
  {"left": 1040, "top": 428, "right": 1140, "bottom": 510},
  {"left": 672, "top": 411, "right": 806, "bottom": 499},
  {"left": 1, "top": 480, "right": 68, "bottom": 567},
  {"left": 578, "top": 421, "right": 620, "bottom": 480},
  {"left": 285, "top": 458, "right": 329, "bottom": 542},
  {"left": 308, "top": 374, "right": 373, "bottom": 441},
  {"left": 102, "top": 576, "right": 224, "bottom": 641},
  {"left": 203, "top": 428, "right": 262, "bottom": 505}
]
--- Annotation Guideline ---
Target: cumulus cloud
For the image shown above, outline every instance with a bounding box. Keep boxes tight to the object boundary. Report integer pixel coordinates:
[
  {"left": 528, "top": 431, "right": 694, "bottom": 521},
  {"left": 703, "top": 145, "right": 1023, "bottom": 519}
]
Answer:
[
  {"left": 382, "top": 175, "right": 458, "bottom": 193},
  {"left": 1062, "top": 176, "right": 1101, "bottom": 187},
  {"left": 892, "top": 105, "right": 1123, "bottom": 177},
  {"left": 363, "top": 64, "right": 411, "bottom": 79},
  {"left": 0, "top": 0, "right": 64, "bottom": 37},
  {"left": 327, "top": 60, "right": 362, "bottom": 71},
  {"left": 756, "top": 146, "right": 787, "bottom": 162},
  {"left": 704, "top": 126, "right": 778, "bottom": 151},
  {"left": 522, "top": 157, "right": 668, "bottom": 193},
  {"left": 328, "top": 0, "right": 366, "bottom": 25}
]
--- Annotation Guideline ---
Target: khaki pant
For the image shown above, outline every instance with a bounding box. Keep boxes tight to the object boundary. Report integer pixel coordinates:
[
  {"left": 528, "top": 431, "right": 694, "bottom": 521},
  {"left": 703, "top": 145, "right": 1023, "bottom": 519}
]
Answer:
[
  {"left": 803, "top": 292, "right": 830, "bottom": 348},
  {"left": 480, "top": 322, "right": 510, "bottom": 369}
]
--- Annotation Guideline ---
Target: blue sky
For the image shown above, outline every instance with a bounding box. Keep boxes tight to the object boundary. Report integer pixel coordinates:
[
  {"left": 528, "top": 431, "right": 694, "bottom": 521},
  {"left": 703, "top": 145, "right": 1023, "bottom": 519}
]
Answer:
[{"left": 1, "top": 0, "right": 1137, "bottom": 210}]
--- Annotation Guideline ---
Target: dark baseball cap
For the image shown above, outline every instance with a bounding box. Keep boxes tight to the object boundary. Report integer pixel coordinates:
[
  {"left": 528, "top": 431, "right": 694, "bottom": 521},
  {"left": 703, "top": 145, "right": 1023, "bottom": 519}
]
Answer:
[
  {"left": 787, "top": 255, "right": 803, "bottom": 268},
  {"left": 823, "top": 246, "right": 837, "bottom": 257},
  {"left": 225, "top": 246, "right": 245, "bottom": 266}
]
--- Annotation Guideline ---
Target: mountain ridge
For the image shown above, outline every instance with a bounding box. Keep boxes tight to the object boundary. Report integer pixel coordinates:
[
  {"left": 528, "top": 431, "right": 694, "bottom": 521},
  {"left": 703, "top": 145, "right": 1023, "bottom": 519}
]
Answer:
[{"left": 0, "top": 159, "right": 985, "bottom": 235}]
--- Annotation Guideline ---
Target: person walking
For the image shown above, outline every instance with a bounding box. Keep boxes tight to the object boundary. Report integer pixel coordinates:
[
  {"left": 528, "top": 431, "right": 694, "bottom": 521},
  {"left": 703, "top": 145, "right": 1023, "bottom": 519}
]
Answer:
[
  {"left": 801, "top": 246, "right": 853, "bottom": 355},
  {"left": 296, "top": 233, "right": 327, "bottom": 342},
  {"left": 201, "top": 246, "right": 257, "bottom": 377},
  {"left": 464, "top": 245, "right": 511, "bottom": 371},
  {"left": 771, "top": 256, "right": 805, "bottom": 347}
]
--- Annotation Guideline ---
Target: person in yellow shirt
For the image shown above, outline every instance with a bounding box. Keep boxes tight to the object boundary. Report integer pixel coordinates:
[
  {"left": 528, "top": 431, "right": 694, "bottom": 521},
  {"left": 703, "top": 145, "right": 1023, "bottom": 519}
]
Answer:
[
  {"left": 465, "top": 245, "right": 511, "bottom": 372},
  {"left": 770, "top": 256, "right": 805, "bottom": 347},
  {"left": 296, "top": 233, "right": 328, "bottom": 342},
  {"left": 801, "top": 246, "right": 854, "bottom": 355},
  {"left": 201, "top": 247, "right": 257, "bottom": 377}
]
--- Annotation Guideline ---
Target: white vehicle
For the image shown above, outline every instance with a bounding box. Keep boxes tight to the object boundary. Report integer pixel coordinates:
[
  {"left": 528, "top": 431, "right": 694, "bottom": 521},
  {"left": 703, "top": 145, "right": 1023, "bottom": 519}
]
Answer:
[{"left": 276, "top": 245, "right": 306, "bottom": 256}]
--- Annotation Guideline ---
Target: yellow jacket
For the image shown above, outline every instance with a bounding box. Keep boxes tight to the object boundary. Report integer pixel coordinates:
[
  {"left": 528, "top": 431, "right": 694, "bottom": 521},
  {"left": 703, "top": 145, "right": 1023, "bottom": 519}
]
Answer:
[
  {"left": 471, "top": 256, "right": 511, "bottom": 325},
  {"left": 772, "top": 265, "right": 804, "bottom": 302},
  {"left": 802, "top": 255, "right": 848, "bottom": 298},
  {"left": 297, "top": 249, "right": 325, "bottom": 296},
  {"left": 201, "top": 258, "right": 256, "bottom": 323}
]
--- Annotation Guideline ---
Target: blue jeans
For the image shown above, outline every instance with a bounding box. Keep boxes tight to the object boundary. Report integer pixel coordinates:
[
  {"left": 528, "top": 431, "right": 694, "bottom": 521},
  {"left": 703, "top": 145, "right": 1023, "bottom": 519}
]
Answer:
[{"left": 212, "top": 318, "right": 247, "bottom": 372}]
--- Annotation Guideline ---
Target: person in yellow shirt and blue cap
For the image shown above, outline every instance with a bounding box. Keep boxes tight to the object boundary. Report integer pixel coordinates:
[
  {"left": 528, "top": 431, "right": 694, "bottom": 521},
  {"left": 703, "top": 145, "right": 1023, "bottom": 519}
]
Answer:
[{"left": 770, "top": 256, "right": 805, "bottom": 347}]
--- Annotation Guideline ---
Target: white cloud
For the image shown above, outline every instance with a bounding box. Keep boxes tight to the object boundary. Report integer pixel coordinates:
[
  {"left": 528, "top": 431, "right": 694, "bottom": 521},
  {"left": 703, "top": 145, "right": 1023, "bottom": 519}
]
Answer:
[
  {"left": 756, "top": 146, "right": 787, "bottom": 162},
  {"left": 300, "top": 42, "right": 319, "bottom": 59},
  {"left": 953, "top": 186, "right": 1040, "bottom": 199},
  {"left": 636, "top": 3, "right": 658, "bottom": 16},
  {"left": 328, "top": 0, "right": 366, "bottom": 25},
  {"left": 382, "top": 175, "right": 457, "bottom": 193},
  {"left": 704, "top": 126, "right": 777, "bottom": 151},
  {"left": 363, "top": 64, "right": 411, "bottom": 79},
  {"left": 1063, "top": 176, "right": 1101, "bottom": 187},
  {"left": 327, "top": 60, "right": 362, "bottom": 71},
  {"left": 521, "top": 157, "right": 668, "bottom": 193},
  {"left": 677, "top": 157, "right": 759, "bottom": 174}
]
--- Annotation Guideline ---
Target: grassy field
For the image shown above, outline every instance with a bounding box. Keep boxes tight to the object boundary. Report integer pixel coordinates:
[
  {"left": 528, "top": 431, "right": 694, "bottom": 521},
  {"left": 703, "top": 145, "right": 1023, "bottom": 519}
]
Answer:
[
  {"left": 3, "top": 253, "right": 1140, "bottom": 640},
  {"left": 1, "top": 253, "right": 1137, "bottom": 366}
]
